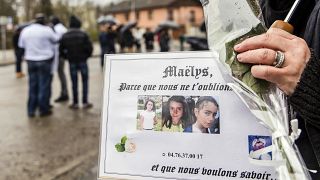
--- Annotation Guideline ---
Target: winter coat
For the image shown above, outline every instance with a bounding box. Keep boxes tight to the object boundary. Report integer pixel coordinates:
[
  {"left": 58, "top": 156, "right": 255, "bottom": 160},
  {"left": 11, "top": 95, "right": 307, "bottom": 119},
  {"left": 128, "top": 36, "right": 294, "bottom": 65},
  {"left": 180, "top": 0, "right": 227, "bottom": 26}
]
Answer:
[{"left": 59, "top": 29, "right": 93, "bottom": 63}]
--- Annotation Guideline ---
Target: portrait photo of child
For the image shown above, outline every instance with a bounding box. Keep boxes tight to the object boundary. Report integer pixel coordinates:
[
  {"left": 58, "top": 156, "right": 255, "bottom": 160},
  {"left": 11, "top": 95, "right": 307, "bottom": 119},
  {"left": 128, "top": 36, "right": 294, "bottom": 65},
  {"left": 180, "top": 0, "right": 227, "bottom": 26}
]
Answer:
[
  {"left": 161, "top": 96, "right": 220, "bottom": 134},
  {"left": 136, "top": 95, "right": 162, "bottom": 131}
]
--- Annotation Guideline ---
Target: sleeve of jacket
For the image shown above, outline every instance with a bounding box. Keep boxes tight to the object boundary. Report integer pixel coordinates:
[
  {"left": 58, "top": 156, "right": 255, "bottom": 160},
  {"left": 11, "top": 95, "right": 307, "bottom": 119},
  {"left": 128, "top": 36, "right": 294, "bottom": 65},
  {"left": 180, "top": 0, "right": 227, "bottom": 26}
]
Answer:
[
  {"left": 259, "top": 0, "right": 315, "bottom": 34},
  {"left": 289, "top": 52, "right": 320, "bottom": 129},
  {"left": 259, "top": 0, "right": 295, "bottom": 27}
]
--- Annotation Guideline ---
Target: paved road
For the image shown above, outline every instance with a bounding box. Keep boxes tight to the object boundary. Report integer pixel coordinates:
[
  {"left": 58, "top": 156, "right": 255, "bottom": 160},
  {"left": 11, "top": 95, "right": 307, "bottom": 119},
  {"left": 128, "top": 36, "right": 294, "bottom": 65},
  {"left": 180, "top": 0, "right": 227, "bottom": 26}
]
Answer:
[{"left": 0, "top": 56, "right": 102, "bottom": 180}]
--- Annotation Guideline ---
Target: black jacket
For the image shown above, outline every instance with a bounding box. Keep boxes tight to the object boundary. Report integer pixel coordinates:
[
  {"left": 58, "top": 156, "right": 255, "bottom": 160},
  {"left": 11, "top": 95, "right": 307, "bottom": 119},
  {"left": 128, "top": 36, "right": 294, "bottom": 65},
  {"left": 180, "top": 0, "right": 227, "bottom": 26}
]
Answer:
[
  {"left": 159, "top": 31, "right": 170, "bottom": 52},
  {"left": 260, "top": 1, "right": 320, "bottom": 178},
  {"left": 289, "top": 54, "right": 320, "bottom": 178},
  {"left": 143, "top": 32, "right": 154, "bottom": 50},
  {"left": 122, "top": 30, "right": 135, "bottom": 48},
  {"left": 59, "top": 29, "right": 93, "bottom": 63}
]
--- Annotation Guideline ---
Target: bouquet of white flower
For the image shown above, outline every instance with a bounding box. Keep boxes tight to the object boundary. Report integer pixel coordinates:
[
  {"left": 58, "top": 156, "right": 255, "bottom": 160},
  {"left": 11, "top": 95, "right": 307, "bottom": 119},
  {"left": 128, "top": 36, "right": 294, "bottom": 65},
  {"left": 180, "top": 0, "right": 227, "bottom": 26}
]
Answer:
[{"left": 200, "top": 0, "right": 311, "bottom": 179}]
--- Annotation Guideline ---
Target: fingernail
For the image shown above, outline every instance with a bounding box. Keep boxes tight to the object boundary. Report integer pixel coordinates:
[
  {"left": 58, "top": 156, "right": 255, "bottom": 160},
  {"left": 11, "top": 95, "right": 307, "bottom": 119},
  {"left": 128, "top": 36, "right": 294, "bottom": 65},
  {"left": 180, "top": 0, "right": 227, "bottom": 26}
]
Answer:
[
  {"left": 237, "top": 54, "right": 242, "bottom": 61},
  {"left": 234, "top": 44, "right": 241, "bottom": 50}
]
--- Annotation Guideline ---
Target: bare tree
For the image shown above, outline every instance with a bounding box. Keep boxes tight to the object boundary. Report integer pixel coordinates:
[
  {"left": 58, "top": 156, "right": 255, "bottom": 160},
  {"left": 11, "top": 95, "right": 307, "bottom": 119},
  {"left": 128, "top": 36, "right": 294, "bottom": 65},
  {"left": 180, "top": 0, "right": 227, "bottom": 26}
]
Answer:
[
  {"left": 24, "top": 0, "right": 34, "bottom": 21},
  {"left": 52, "top": 0, "right": 71, "bottom": 25},
  {"left": 40, "top": 0, "right": 53, "bottom": 17},
  {"left": 0, "top": 0, "right": 16, "bottom": 16},
  {"left": 33, "top": 0, "right": 53, "bottom": 17}
]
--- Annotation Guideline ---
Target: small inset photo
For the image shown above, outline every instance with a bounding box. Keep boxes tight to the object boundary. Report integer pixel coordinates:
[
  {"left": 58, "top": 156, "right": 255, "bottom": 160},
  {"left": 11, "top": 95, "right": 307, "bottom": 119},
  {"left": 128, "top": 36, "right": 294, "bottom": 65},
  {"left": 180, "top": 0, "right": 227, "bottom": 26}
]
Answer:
[
  {"left": 248, "top": 135, "right": 272, "bottom": 160},
  {"left": 136, "top": 96, "right": 162, "bottom": 131},
  {"left": 161, "top": 96, "right": 220, "bottom": 134}
]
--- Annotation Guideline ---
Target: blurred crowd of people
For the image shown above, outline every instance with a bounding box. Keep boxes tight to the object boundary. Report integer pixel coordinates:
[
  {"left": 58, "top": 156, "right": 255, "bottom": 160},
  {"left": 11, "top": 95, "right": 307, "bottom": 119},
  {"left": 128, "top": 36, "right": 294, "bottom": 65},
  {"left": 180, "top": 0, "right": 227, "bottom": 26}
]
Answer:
[
  {"left": 96, "top": 17, "right": 209, "bottom": 69},
  {"left": 12, "top": 14, "right": 208, "bottom": 118},
  {"left": 14, "top": 13, "right": 93, "bottom": 117},
  {"left": 97, "top": 20, "right": 176, "bottom": 68}
]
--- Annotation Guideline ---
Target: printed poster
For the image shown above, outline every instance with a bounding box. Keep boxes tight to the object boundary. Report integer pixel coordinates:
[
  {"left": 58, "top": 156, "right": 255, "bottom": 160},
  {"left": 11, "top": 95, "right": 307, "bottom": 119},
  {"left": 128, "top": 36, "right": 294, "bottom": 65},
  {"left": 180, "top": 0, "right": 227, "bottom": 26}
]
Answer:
[{"left": 98, "top": 51, "right": 277, "bottom": 180}]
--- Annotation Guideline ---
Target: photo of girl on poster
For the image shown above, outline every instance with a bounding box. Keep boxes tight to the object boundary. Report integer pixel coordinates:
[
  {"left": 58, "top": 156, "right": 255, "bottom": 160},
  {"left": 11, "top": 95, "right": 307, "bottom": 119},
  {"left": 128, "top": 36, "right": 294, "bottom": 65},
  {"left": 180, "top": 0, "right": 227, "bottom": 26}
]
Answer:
[
  {"left": 161, "top": 96, "right": 192, "bottom": 132},
  {"left": 161, "top": 96, "right": 220, "bottom": 134},
  {"left": 140, "top": 99, "right": 156, "bottom": 130},
  {"left": 136, "top": 96, "right": 162, "bottom": 131},
  {"left": 184, "top": 96, "right": 220, "bottom": 134}
]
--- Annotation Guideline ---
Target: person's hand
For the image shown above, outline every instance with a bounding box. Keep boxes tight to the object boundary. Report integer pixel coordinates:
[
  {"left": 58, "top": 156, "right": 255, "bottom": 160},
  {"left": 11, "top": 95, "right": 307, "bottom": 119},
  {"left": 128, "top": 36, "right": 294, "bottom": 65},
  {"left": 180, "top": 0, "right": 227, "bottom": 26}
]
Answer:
[{"left": 234, "top": 28, "right": 311, "bottom": 95}]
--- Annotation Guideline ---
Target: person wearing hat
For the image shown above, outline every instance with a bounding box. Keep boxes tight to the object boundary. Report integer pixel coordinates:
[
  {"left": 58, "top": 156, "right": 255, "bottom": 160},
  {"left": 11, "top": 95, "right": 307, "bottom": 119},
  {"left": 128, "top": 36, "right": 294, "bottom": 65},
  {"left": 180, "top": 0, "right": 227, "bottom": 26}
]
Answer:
[
  {"left": 18, "top": 13, "right": 59, "bottom": 117},
  {"left": 59, "top": 15, "right": 93, "bottom": 109}
]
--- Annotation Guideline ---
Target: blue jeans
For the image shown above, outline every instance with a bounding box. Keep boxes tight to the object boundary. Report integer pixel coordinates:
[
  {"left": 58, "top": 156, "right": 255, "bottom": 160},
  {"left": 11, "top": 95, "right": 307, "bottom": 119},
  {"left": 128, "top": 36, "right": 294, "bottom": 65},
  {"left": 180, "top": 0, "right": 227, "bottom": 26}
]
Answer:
[
  {"left": 69, "top": 62, "right": 89, "bottom": 104},
  {"left": 27, "top": 59, "right": 52, "bottom": 116}
]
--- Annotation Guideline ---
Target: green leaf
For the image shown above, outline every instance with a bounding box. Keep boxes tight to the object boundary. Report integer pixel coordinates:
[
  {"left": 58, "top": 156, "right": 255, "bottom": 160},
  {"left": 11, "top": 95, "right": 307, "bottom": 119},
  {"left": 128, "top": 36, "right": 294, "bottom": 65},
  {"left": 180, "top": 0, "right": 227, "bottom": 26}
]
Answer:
[
  {"left": 121, "top": 136, "right": 127, "bottom": 145},
  {"left": 115, "top": 143, "right": 125, "bottom": 152},
  {"left": 225, "top": 23, "right": 269, "bottom": 95}
]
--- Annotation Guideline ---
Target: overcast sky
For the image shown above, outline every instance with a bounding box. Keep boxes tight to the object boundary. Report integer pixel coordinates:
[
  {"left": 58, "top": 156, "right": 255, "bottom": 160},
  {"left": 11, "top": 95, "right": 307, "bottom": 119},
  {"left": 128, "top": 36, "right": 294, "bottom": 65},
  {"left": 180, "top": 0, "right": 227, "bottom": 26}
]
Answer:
[{"left": 92, "top": 0, "right": 122, "bottom": 5}]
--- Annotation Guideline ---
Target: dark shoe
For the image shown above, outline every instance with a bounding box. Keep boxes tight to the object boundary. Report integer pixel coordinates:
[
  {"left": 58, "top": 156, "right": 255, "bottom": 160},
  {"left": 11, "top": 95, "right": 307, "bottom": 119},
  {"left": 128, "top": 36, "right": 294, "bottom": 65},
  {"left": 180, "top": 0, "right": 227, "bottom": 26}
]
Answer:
[
  {"left": 69, "top": 104, "right": 79, "bottom": 110},
  {"left": 28, "top": 113, "right": 35, "bottom": 118},
  {"left": 40, "top": 110, "right": 52, "bottom": 117},
  {"left": 49, "top": 104, "right": 54, "bottom": 109},
  {"left": 83, "top": 103, "right": 93, "bottom": 109},
  {"left": 54, "top": 96, "right": 69, "bottom": 103}
]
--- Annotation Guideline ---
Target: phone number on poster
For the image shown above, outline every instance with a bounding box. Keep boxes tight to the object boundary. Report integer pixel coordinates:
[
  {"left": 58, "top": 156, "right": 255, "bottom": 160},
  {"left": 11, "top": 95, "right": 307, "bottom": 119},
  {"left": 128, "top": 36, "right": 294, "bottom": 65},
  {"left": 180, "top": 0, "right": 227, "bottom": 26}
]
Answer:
[{"left": 162, "top": 152, "right": 203, "bottom": 159}]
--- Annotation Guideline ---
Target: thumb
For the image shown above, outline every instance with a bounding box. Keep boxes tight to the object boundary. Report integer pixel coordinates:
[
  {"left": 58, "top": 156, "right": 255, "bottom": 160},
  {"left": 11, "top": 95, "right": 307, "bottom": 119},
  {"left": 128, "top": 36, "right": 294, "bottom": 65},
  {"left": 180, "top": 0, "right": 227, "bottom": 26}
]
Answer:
[{"left": 251, "top": 65, "right": 283, "bottom": 84}]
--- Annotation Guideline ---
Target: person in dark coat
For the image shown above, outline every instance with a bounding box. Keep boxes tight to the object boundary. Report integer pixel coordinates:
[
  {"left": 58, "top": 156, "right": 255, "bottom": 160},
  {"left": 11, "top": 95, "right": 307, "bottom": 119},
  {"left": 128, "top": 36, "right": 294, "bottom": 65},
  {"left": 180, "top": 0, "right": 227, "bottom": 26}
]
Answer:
[
  {"left": 99, "top": 25, "right": 116, "bottom": 68},
  {"left": 143, "top": 28, "right": 154, "bottom": 52},
  {"left": 122, "top": 29, "right": 135, "bottom": 53},
  {"left": 59, "top": 15, "right": 93, "bottom": 109},
  {"left": 98, "top": 23, "right": 108, "bottom": 68},
  {"left": 12, "top": 26, "right": 25, "bottom": 78},
  {"left": 105, "top": 26, "right": 116, "bottom": 55},
  {"left": 159, "top": 29, "right": 170, "bottom": 52},
  {"left": 116, "top": 24, "right": 125, "bottom": 53},
  {"left": 234, "top": 1, "right": 320, "bottom": 178}
]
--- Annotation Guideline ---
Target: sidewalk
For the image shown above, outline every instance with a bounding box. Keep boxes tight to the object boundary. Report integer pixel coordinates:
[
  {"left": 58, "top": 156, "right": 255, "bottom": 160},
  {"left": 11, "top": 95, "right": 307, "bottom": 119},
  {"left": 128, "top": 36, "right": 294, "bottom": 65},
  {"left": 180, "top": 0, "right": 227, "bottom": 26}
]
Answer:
[{"left": 0, "top": 49, "right": 15, "bottom": 66}]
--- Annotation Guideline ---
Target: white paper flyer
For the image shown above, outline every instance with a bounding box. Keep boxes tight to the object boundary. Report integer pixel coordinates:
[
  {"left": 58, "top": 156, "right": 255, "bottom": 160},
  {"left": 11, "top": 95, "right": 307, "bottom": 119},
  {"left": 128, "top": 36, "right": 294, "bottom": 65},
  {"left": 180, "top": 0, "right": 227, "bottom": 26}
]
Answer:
[{"left": 98, "top": 51, "right": 276, "bottom": 180}]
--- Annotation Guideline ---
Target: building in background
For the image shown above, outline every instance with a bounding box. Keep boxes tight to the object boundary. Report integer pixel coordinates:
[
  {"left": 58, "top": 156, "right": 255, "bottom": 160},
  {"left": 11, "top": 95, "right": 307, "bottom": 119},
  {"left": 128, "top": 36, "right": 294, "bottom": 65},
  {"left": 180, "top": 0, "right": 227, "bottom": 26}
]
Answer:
[{"left": 104, "top": 0, "right": 204, "bottom": 38}]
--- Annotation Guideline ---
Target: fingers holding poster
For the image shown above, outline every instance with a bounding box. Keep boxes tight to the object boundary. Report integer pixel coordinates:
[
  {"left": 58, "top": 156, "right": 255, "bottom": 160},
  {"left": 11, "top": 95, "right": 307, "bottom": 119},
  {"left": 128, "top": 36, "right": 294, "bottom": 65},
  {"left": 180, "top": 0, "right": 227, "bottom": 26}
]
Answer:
[{"left": 98, "top": 52, "right": 276, "bottom": 180}]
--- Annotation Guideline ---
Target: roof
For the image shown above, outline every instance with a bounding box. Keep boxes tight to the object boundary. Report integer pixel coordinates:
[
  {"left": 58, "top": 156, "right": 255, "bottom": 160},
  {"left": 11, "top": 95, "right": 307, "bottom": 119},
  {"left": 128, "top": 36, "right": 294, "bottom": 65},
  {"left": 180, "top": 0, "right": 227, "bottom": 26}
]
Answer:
[{"left": 105, "top": 0, "right": 201, "bottom": 13}]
